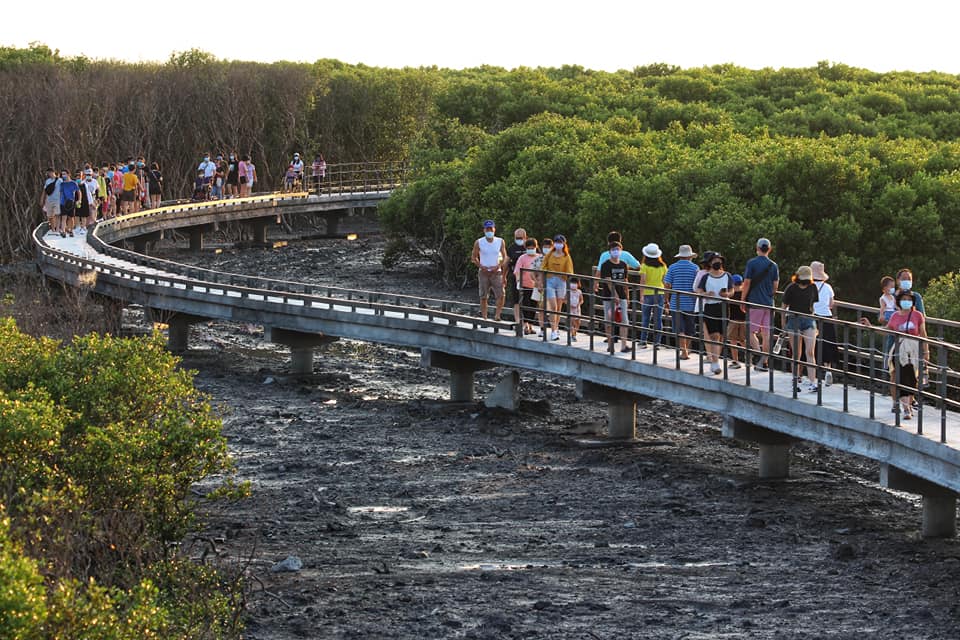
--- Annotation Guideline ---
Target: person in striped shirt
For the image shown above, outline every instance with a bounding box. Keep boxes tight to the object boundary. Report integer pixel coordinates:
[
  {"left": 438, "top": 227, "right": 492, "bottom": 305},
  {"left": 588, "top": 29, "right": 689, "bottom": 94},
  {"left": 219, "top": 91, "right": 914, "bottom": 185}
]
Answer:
[{"left": 663, "top": 244, "right": 699, "bottom": 360}]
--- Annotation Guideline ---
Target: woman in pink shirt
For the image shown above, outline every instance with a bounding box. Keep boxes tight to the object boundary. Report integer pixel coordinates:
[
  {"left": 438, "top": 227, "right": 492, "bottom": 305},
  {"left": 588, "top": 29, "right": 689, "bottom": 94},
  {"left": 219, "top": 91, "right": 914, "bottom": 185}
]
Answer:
[{"left": 513, "top": 238, "right": 541, "bottom": 335}]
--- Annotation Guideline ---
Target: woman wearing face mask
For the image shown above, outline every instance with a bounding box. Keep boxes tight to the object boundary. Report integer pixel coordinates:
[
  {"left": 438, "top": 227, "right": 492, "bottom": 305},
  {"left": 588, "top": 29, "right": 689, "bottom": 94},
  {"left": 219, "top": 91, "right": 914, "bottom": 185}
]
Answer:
[
  {"left": 894, "top": 268, "right": 925, "bottom": 313},
  {"left": 513, "top": 238, "right": 541, "bottom": 335},
  {"left": 861, "top": 288, "right": 930, "bottom": 419},
  {"left": 694, "top": 252, "right": 733, "bottom": 374},
  {"left": 540, "top": 234, "right": 574, "bottom": 341},
  {"left": 781, "top": 265, "right": 820, "bottom": 393}
]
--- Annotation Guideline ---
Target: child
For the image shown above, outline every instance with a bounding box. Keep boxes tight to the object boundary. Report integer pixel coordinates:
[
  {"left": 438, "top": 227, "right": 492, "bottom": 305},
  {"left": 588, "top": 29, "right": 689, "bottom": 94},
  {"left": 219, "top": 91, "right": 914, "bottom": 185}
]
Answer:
[
  {"left": 568, "top": 277, "right": 583, "bottom": 340},
  {"left": 878, "top": 275, "right": 897, "bottom": 369},
  {"left": 726, "top": 274, "right": 746, "bottom": 368},
  {"left": 192, "top": 170, "right": 208, "bottom": 201},
  {"left": 284, "top": 164, "right": 297, "bottom": 192}
]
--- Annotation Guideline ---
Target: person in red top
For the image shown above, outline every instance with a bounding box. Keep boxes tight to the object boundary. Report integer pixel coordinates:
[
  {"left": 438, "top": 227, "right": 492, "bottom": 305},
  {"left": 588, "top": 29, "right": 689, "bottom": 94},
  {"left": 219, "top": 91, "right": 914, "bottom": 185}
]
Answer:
[{"left": 513, "top": 238, "right": 540, "bottom": 335}]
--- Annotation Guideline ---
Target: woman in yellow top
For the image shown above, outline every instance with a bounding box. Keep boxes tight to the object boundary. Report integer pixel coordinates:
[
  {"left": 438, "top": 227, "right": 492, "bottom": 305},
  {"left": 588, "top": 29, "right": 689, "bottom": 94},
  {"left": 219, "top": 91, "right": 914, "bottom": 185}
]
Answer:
[
  {"left": 540, "top": 234, "right": 574, "bottom": 341},
  {"left": 638, "top": 243, "right": 667, "bottom": 347},
  {"left": 120, "top": 164, "right": 139, "bottom": 215}
]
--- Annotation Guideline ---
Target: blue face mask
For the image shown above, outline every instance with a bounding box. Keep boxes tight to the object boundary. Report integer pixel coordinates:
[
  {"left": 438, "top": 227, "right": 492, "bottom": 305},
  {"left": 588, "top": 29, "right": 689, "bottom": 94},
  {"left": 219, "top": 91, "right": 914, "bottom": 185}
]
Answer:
[
  {"left": 515, "top": 238, "right": 524, "bottom": 246},
  {"left": 137, "top": 161, "right": 144, "bottom": 168},
  {"left": 900, "top": 299, "right": 914, "bottom": 310},
  {"left": 107, "top": 171, "right": 114, "bottom": 179},
  {"left": 900, "top": 280, "right": 912, "bottom": 291},
  {"left": 484, "top": 231, "right": 494, "bottom": 239},
  {"left": 525, "top": 249, "right": 536, "bottom": 256},
  {"left": 610, "top": 249, "right": 621, "bottom": 259},
  {"left": 554, "top": 243, "right": 564, "bottom": 252}
]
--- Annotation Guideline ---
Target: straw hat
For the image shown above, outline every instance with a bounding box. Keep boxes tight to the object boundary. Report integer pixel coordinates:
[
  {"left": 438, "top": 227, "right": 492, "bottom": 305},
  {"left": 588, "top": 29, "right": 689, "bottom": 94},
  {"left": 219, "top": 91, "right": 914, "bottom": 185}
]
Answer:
[{"left": 810, "top": 261, "right": 829, "bottom": 281}]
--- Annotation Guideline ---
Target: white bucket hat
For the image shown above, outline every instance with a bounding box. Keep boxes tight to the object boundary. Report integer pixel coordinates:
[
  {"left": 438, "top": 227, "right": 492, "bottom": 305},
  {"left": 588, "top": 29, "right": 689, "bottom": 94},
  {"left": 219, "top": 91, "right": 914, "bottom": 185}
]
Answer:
[{"left": 642, "top": 243, "right": 662, "bottom": 259}]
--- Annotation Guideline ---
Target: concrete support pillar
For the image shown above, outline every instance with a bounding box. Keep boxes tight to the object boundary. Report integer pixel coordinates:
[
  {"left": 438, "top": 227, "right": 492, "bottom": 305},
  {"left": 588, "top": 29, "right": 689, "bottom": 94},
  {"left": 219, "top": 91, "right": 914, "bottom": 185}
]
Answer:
[
  {"left": 264, "top": 327, "right": 339, "bottom": 375},
  {"left": 167, "top": 316, "right": 191, "bottom": 353},
  {"left": 576, "top": 380, "right": 650, "bottom": 441},
  {"left": 247, "top": 215, "right": 280, "bottom": 247},
  {"left": 131, "top": 231, "right": 161, "bottom": 255},
  {"left": 420, "top": 349, "right": 496, "bottom": 403},
  {"left": 881, "top": 464, "right": 957, "bottom": 538},
  {"left": 484, "top": 370, "right": 520, "bottom": 411},
  {"left": 324, "top": 211, "right": 343, "bottom": 236},
  {"left": 722, "top": 416, "right": 796, "bottom": 479},
  {"left": 188, "top": 227, "right": 204, "bottom": 253}
]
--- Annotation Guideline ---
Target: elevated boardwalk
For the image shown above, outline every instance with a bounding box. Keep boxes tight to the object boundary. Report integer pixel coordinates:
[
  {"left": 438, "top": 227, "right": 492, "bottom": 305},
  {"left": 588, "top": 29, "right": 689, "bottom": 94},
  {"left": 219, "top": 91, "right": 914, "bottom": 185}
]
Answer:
[{"left": 34, "top": 189, "right": 960, "bottom": 538}]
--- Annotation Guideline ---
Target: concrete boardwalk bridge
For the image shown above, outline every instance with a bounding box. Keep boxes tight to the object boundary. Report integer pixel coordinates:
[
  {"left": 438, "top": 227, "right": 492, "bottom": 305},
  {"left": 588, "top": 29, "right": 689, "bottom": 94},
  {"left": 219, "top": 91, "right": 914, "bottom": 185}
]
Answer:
[{"left": 34, "top": 187, "right": 960, "bottom": 538}]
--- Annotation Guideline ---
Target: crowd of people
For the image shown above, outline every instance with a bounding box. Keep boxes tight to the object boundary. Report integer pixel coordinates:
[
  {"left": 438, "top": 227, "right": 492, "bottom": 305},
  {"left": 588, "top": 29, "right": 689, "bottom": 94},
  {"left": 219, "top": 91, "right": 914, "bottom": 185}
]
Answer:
[
  {"left": 472, "top": 222, "right": 930, "bottom": 421},
  {"left": 40, "top": 157, "right": 163, "bottom": 237},
  {"left": 192, "top": 151, "right": 258, "bottom": 201}
]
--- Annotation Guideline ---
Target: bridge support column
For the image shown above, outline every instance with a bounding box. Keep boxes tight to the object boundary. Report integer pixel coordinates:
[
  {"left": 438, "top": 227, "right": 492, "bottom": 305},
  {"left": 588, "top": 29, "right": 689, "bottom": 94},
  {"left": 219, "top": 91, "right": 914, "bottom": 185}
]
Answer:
[
  {"left": 722, "top": 416, "right": 796, "bottom": 479},
  {"left": 420, "top": 349, "right": 496, "bottom": 403},
  {"left": 187, "top": 224, "right": 214, "bottom": 253},
  {"left": 323, "top": 211, "right": 344, "bottom": 236},
  {"left": 131, "top": 231, "right": 162, "bottom": 255},
  {"left": 577, "top": 380, "right": 650, "bottom": 441},
  {"left": 881, "top": 464, "right": 957, "bottom": 538},
  {"left": 160, "top": 313, "right": 209, "bottom": 353},
  {"left": 265, "top": 327, "right": 339, "bottom": 375},
  {"left": 248, "top": 215, "right": 280, "bottom": 247}
]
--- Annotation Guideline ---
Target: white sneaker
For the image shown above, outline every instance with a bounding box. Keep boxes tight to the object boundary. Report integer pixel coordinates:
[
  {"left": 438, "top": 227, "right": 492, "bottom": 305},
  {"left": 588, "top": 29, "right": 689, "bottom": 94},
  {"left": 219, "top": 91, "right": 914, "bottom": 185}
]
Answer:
[
  {"left": 806, "top": 382, "right": 819, "bottom": 393},
  {"left": 550, "top": 331, "right": 560, "bottom": 341},
  {"left": 711, "top": 363, "right": 722, "bottom": 375},
  {"left": 824, "top": 371, "right": 833, "bottom": 386}
]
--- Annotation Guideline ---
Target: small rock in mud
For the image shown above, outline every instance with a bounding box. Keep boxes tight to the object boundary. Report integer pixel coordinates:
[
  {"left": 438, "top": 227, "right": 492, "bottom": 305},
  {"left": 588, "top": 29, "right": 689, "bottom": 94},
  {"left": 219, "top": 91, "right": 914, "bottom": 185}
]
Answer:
[{"left": 270, "top": 556, "right": 303, "bottom": 572}]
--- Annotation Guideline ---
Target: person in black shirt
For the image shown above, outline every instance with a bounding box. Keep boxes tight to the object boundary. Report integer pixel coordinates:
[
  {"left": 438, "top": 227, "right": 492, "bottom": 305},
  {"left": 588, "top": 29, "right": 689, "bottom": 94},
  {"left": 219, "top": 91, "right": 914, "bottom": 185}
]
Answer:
[
  {"left": 600, "top": 241, "right": 631, "bottom": 353},
  {"left": 505, "top": 228, "right": 527, "bottom": 324},
  {"left": 781, "top": 265, "right": 820, "bottom": 392}
]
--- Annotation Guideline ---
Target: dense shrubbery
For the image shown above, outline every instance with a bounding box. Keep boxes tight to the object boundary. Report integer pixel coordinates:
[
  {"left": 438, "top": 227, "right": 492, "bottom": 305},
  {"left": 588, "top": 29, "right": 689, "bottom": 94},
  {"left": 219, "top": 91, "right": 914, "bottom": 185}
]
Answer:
[{"left": 0, "top": 318, "right": 242, "bottom": 638}]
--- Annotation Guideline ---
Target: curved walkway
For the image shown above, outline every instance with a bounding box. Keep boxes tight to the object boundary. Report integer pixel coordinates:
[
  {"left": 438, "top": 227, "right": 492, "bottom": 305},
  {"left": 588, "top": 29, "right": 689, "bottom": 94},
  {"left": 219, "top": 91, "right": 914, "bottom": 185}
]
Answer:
[{"left": 34, "top": 192, "right": 960, "bottom": 537}]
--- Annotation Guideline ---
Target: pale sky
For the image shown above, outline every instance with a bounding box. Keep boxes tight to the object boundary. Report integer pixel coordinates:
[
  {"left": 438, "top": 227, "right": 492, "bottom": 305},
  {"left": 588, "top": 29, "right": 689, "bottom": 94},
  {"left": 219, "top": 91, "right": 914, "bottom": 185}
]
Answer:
[{"left": 4, "top": 0, "right": 959, "bottom": 74}]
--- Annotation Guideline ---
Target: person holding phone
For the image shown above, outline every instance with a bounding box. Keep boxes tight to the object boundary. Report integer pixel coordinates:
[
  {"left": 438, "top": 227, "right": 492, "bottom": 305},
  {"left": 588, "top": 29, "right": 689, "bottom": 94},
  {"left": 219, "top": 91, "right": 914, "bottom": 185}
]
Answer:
[{"left": 695, "top": 252, "right": 733, "bottom": 374}]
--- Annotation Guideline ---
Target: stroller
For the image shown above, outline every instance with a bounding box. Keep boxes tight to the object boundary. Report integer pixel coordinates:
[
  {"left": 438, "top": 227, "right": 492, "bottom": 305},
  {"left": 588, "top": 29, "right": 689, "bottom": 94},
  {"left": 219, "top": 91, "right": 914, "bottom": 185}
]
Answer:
[{"left": 191, "top": 172, "right": 211, "bottom": 201}]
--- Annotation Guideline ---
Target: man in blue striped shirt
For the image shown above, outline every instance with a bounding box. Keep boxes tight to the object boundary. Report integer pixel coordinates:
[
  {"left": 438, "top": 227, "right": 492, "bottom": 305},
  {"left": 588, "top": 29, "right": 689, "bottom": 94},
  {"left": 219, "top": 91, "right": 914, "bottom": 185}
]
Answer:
[{"left": 663, "top": 244, "right": 699, "bottom": 360}]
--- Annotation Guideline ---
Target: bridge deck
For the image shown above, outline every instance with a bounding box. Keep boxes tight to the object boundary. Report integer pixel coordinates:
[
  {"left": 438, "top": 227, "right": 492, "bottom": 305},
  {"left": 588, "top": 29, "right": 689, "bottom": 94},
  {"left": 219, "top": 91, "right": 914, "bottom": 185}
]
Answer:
[{"left": 42, "top": 229, "right": 960, "bottom": 453}]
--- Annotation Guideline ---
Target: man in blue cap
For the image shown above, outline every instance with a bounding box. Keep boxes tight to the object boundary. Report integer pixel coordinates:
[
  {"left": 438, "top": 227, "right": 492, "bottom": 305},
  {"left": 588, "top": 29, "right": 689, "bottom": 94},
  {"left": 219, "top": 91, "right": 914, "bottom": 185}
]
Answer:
[{"left": 470, "top": 219, "right": 508, "bottom": 321}]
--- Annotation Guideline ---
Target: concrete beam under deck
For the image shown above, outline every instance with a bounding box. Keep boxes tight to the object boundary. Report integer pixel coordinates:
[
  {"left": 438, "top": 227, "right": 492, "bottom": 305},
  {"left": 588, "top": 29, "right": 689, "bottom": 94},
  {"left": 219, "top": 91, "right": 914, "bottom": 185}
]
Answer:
[
  {"left": 722, "top": 415, "right": 798, "bottom": 479},
  {"left": 577, "top": 380, "right": 652, "bottom": 441},
  {"left": 420, "top": 349, "right": 497, "bottom": 402},
  {"left": 265, "top": 327, "right": 339, "bottom": 375},
  {"left": 881, "top": 464, "right": 957, "bottom": 538}
]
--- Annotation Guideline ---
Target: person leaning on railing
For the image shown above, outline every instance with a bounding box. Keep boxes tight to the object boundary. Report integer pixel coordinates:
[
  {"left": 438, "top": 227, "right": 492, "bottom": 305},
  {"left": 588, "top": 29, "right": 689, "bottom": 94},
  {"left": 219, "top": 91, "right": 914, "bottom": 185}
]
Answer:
[{"left": 859, "top": 289, "right": 930, "bottom": 420}]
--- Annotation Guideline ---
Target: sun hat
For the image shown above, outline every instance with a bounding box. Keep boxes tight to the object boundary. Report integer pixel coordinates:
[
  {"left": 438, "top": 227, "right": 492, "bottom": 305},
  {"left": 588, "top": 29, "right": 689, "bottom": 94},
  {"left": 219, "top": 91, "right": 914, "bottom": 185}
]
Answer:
[
  {"left": 675, "top": 244, "right": 697, "bottom": 258},
  {"left": 796, "top": 265, "right": 813, "bottom": 280},
  {"left": 482, "top": 219, "right": 495, "bottom": 229},
  {"left": 700, "top": 250, "right": 718, "bottom": 265},
  {"left": 642, "top": 242, "right": 662, "bottom": 259},
  {"left": 810, "top": 261, "right": 829, "bottom": 281}
]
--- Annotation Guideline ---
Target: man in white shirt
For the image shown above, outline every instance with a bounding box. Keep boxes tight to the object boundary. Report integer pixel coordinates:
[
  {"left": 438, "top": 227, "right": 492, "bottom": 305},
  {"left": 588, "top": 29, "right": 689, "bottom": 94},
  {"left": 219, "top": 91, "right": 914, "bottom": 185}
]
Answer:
[
  {"left": 470, "top": 219, "right": 508, "bottom": 321},
  {"left": 198, "top": 153, "right": 217, "bottom": 187}
]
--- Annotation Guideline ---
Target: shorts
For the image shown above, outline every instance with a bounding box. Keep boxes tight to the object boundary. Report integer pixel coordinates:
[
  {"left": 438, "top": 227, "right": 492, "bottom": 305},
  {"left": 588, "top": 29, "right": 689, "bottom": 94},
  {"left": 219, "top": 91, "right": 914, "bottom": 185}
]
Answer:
[
  {"left": 478, "top": 268, "right": 504, "bottom": 299},
  {"left": 785, "top": 316, "right": 817, "bottom": 333},
  {"left": 43, "top": 201, "right": 60, "bottom": 217},
  {"left": 545, "top": 276, "right": 567, "bottom": 301},
  {"left": 61, "top": 204, "right": 77, "bottom": 218},
  {"left": 603, "top": 298, "right": 628, "bottom": 323},
  {"left": 702, "top": 304, "right": 726, "bottom": 335},
  {"left": 726, "top": 319, "right": 746, "bottom": 345},
  {"left": 672, "top": 310, "right": 697, "bottom": 337},
  {"left": 120, "top": 190, "right": 137, "bottom": 203},
  {"left": 749, "top": 307, "right": 773, "bottom": 333}
]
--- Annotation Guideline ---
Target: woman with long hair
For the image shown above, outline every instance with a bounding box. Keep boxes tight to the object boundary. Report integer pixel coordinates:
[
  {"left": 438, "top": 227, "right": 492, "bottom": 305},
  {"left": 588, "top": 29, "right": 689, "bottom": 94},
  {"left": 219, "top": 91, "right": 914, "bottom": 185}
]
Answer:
[{"left": 539, "top": 234, "right": 574, "bottom": 341}]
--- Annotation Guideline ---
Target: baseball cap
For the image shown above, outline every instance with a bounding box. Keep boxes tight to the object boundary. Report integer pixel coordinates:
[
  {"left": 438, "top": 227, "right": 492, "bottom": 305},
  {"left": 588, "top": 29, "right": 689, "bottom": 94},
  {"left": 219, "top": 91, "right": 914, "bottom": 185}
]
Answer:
[
  {"left": 482, "top": 219, "right": 495, "bottom": 228},
  {"left": 757, "top": 237, "right": 771, "bottom": 250},
  {"left": 732, "top": 274, "right": 743, "bottom": 285}
]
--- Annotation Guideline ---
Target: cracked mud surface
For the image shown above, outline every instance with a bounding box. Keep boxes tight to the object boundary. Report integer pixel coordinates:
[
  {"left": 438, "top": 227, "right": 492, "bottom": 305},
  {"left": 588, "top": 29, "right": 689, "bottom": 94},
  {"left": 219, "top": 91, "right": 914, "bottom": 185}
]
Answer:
[{"left": 161, "top": 227, "right": 960, "bottom": 639}]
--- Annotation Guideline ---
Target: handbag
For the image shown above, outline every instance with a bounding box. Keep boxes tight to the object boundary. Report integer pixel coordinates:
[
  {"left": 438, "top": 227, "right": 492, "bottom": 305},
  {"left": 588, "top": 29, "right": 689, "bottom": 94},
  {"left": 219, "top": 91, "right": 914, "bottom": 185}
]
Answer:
[{"left": 531, "top": 289, "right": 542, "bottom": 302}]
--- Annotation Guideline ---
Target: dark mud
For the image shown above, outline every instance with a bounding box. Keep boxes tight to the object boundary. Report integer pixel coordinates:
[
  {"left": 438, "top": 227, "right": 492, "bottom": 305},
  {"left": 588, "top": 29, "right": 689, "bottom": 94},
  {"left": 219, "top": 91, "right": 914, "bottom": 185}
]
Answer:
[{"left": 163, "top": 230, "right": 960, "bottom": 639}]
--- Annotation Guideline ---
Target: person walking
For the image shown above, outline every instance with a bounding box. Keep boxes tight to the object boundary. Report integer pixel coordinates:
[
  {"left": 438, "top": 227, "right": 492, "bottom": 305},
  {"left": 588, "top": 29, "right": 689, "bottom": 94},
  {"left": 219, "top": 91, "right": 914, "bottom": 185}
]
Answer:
[
  {"left": 638, "top": 243, "right": 667, "bottom": 348},
  {"left": 599, "top": 241, "right": 631, "bottom": 353},
  {"left": 226, "top": 152, "right": 240, "bottom": 198},
  {"left": 312, "top": 153, "right": 326, "bottom": 191},
  {"left": 146, "top": 162, "right": 163, "bottom": 209},
  {"left": 781, "top": 265, "right": 820, "bottom": 393},
  {"left": 541, "top": 234, "right": 574, "bottom": 341},
  {"left": 740, "top": 237, "right": 779, "bottom": 371},
  {"left": 59, "top": 170, "right": 80, "bottom": 237},
  {"left": 470, "top": 219, "right": 508, "bottom": 321},
  {"left": 811, "top": 261, "right": 837, "bottom": 386},
  {"left": 663, "top": 244, "right": 699, "bottom": 360},
  {"left": 695, "top": 252, "right": 734, "bottom": 374},
  {"left": 514, "top": 238, "right": 540, "bottom": 335},
  {"left": 505, "top": 228, "right": 528, "bottom": 324},
  {"left": 40, "top": 168, "right": 61, "bottom": 235}
]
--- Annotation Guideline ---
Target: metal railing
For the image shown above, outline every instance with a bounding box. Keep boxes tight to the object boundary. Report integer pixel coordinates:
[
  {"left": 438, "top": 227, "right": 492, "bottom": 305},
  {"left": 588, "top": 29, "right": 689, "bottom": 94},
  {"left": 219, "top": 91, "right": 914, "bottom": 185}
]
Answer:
[
  {"left": 313, "top": 161, "right": 408, "bottom": 196},
  {"left": 519, "top": 267, "right": 960, "bottom": 443}
]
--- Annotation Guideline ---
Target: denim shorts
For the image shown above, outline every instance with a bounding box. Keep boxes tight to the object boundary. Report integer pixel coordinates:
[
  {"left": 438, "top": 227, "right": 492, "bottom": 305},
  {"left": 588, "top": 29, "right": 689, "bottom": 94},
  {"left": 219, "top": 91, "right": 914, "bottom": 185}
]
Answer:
[
  {"left": 786, "top": 316, "right": 817, "bottom": 332},
  {"left": 545, "top": 276, "right": 567, "bottom": 301}
]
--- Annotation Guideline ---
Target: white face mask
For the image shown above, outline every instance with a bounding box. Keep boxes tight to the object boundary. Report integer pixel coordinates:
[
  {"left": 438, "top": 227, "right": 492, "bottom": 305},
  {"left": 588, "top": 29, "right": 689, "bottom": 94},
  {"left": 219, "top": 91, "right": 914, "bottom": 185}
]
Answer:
[
  {"left": 570, "top": 283, "right": 578, "bottom": 290},
  {"left": 515, "top": 238, "right": 525, "bottom": 246},
  {"left": 554, "top": 243, "right": 564, "bottom": 252},
  {"left": 525, "top": 249, "right": 536, "bottom": 256},
  {"left": 886, "top": 287, "right": 895, "bottom": 295}
]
